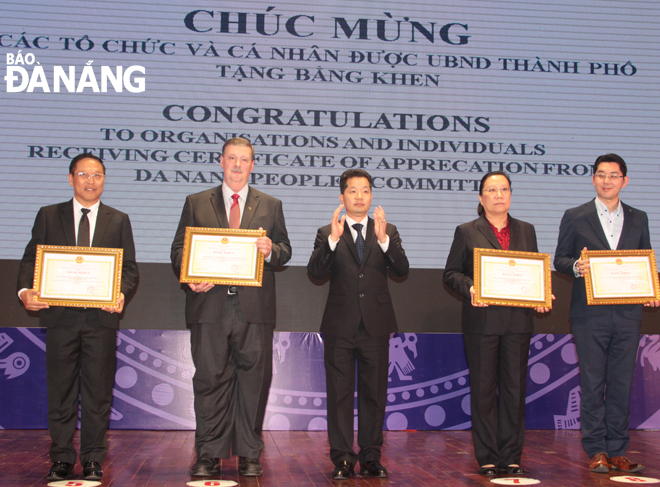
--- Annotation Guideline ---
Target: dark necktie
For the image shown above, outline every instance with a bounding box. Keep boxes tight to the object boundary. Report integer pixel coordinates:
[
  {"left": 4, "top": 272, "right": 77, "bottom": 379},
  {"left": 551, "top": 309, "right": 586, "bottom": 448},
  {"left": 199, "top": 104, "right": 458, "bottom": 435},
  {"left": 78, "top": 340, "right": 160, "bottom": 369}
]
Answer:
[
  {"left": 77, "top": 208, "right": 91, "bottom": 247},
  {"left": 229, "top": 194, "right": 240, "bottom": 229},
  {"left": 353, "top": 223, "right": 364, "bottom": 261}
]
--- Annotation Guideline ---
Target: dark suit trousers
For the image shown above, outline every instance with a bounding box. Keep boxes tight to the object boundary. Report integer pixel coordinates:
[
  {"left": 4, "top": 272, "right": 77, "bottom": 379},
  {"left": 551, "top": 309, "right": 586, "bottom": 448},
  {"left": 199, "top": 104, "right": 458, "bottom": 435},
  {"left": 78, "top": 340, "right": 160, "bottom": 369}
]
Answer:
[
  {"left": 463, "top": 332, "right": 531, "bottom": 467},
  {"left": 324, "top": 324, "right": 389, "bottom": 466},
  {"left": 571, "top": 312, "right": 640, "bottom": 457},
  {"left": 190, "top": 294, "right": 273, "bottom": 459},
  {"left": 46, "top": 308, "right": 117, "bottom": 464}
]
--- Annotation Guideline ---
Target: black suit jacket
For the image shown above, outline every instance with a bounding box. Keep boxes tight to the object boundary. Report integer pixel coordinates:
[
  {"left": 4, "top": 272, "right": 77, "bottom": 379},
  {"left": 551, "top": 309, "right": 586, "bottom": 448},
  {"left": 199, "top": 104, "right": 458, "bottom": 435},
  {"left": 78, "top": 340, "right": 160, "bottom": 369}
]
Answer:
[
  {"left": 16, "top": 199, "right": 139, "bottom": 329},
  {"left": 307, "top": 218, "right": 409, "bottom": 338},
  {"left": 554, "top": 199, "right": 651, "bottom": 321},
  {"left": 443, "top": 214, "right": 538, "bottom": 335},
  {"left": 171, "top": 186, "right": 291, "bottom": 325}
]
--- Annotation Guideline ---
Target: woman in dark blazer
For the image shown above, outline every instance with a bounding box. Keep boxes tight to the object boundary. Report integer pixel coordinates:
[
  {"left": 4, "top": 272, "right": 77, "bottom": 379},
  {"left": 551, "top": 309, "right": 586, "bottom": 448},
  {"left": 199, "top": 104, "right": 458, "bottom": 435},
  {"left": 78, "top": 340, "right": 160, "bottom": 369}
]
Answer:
[{"left": 443, "top": 171, "right": 551, "bottom": 476}]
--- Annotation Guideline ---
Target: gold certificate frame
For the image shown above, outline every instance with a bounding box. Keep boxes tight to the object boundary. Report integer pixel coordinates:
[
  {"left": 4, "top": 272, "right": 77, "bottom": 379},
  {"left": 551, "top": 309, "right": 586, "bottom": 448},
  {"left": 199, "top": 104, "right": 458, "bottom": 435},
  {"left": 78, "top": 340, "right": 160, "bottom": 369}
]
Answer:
[
  {"left": 473, "top": 248, "right": 552, "bottom": 308},
  {"left": 180, "top": 227, "right": 266, "bottom": 287},
  {"left": 582, "top": 249, "right": 660, "bottom": 305},
  {"left": 33, "top": 245, "right": 123, "bottom": 308}
]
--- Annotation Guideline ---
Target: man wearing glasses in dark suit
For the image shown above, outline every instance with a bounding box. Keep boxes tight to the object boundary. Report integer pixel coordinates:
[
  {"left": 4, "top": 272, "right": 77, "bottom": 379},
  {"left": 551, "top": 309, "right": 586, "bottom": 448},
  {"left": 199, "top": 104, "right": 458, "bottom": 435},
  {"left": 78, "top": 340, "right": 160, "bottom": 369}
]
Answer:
[
  {"left": 17, "top": 153, "right": 138, "bottom": 481},
  {"left": 555, "top": 153, "right": 659, "bottom": 474}
]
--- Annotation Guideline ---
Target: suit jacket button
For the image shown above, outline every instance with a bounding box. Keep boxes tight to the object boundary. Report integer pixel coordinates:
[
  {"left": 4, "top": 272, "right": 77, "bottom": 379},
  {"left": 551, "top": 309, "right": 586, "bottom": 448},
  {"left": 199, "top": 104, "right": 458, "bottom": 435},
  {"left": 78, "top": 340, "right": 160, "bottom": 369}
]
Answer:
[
  {"left": 359, "top": 293, "right": 364, "bottom": 298},
  {"left": 359, "top": 274, "right": 364, "bottom": 279}
]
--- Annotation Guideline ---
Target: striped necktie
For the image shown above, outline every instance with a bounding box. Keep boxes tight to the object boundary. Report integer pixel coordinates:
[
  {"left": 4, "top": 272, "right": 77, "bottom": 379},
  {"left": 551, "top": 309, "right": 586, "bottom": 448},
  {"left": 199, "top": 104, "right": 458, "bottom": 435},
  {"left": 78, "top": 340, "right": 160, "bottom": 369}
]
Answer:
[{"left": 352, "top": 223, "right": 364, "bottom": 261}]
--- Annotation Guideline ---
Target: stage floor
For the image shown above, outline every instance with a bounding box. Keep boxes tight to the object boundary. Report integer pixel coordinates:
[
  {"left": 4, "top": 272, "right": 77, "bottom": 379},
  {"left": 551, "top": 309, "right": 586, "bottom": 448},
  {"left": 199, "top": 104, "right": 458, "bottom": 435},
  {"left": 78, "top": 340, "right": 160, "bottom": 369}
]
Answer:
[{"left": 1, "top": 429, "right": 658, "bottom": 486}]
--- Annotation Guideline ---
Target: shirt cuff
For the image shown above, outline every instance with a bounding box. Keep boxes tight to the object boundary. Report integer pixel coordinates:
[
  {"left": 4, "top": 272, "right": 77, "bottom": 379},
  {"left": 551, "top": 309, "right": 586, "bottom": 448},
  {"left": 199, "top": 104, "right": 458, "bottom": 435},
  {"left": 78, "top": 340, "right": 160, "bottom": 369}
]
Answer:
[
  {"left": 378, "top": 235, "right": 390, "bottom": 252},
  {"left": 572, "top": 260, "right": 581, "bottom": 278},
  {"left": 328, "top": 235, "right": 338, "bottom": 251}
]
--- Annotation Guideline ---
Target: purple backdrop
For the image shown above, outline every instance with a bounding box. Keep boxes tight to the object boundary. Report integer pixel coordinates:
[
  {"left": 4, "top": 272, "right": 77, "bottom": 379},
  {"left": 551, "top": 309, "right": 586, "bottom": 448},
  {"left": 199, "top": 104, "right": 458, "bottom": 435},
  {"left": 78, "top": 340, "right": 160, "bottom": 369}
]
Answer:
[{"left": 1, "top": 328, "right": 659, "bottom": 431}]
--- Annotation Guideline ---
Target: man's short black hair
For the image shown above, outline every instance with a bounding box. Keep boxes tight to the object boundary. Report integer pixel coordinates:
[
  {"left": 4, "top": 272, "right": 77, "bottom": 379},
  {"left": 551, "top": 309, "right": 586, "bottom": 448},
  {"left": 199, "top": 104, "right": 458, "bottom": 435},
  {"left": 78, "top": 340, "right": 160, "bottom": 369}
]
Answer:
[
  {"left": 594, "top": 153, "right": 627, "bottom": 177},
  {"left": 340, "top": 169, "right": 373, "bottom": 194},
  {"left": 69, "top": 153, "right": 106, "bottom": 175}
]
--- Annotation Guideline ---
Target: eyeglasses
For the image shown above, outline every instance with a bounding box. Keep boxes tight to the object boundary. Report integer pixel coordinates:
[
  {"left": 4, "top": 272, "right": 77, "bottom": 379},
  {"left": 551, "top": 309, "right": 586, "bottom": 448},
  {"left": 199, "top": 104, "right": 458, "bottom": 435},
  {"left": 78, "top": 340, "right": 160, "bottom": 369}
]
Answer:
[
  {"left": 73, "top": 172, "right": 105, "bottom": 181},
  {"left": 483, "top": 188, "right": 512, "bottom": 195},
  {"left": 595, "top": 173, "right": 623, "bottom": 181}
]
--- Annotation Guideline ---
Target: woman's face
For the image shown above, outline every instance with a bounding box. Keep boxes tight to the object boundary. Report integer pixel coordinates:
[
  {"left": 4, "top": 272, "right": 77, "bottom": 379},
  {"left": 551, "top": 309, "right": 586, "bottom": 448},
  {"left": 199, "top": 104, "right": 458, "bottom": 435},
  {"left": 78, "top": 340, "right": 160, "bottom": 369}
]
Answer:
[{"left": 479, "top": 174, "right": 511, "bottom": 218}]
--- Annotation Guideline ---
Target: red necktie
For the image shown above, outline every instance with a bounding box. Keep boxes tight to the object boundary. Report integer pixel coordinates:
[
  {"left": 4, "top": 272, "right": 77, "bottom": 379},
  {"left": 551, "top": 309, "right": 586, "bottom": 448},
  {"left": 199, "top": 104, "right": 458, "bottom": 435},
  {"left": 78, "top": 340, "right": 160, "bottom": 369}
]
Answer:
[{"left": 229, "top": 194, "right": 240, "bottom": 229}]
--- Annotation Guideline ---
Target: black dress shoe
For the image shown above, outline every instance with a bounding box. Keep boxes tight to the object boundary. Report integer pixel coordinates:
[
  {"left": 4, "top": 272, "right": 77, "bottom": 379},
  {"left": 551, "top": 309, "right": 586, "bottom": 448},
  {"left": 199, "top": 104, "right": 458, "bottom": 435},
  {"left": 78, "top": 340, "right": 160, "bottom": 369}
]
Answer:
[
  {"left": 360, "top": 460, "right": 388, "bottom": 478},
  {"left": 82, "top": 461, "right": 103, "bottom": 480},
  {"left": 239, "top": 457, "right": 263, "bottom": 477},
  {"left": 506, "top": 465, "right": 525, "bottom": 475},
  {"left": 47, "top": 462, "right": 74, "bottom": 480},
  {"left": 479, "top": 465, "right": 498, "bottom": 476},
  {"left": 191, "top": 457, "right": 220, "bottom": 477},
  {"left": 332, "top": 460, "right": 354, "bottom": 480}
]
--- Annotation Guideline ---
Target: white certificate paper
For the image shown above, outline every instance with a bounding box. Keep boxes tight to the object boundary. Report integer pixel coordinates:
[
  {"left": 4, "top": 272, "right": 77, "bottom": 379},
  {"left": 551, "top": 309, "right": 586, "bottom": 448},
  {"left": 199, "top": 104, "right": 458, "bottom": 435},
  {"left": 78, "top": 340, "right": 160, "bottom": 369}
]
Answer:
[
  {"left": 590, "top": 256, "right": 655, "bottom": 299},
  {"left": 39, "top": 253, "right": 116, "bottom": 301},
  {"left": 188, "top": 234, "right": 259, "bottom": 280},
  {"left": 480, "top": 256, "right": 545, "bottom": 302}
]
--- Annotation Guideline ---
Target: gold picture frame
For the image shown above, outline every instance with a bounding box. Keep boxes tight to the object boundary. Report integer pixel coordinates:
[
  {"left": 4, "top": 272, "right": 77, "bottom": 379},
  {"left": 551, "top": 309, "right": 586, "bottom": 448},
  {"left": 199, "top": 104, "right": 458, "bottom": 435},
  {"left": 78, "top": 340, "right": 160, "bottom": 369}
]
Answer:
[
  {"left": 33, "top": 245, "right": 123, "bottom": 308},
  {"left": 582, "top": 249, "right": 660, "bottom": 305},
  {"left": 180, "top": 227, "right": 266, "bottom": 286},
  {"left": 473, "top": 248, "right": 552, "bottom": 308}
]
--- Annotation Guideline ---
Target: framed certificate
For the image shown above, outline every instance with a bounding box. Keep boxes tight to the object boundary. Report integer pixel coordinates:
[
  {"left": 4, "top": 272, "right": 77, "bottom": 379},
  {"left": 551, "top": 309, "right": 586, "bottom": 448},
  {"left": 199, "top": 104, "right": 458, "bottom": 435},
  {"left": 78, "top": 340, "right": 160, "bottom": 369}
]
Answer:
[
  {"left": 179, "top": 227, "right": 266, "bottom": 286},
  {"left": 33, "top": 245, "right": 123, "bottom": 308},
  {"left": 582, "top": 249, "right": 660, "bottom": 305},
  {"left": 473, "top": 248, "right": 552, "bottom": 308}
]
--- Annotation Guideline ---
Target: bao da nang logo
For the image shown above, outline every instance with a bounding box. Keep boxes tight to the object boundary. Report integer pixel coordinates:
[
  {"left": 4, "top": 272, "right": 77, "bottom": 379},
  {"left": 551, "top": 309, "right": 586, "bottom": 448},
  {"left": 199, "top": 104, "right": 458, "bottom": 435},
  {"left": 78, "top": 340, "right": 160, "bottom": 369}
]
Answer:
[{"left": 4, "top": 51, "right": 145, "bottom": 93}]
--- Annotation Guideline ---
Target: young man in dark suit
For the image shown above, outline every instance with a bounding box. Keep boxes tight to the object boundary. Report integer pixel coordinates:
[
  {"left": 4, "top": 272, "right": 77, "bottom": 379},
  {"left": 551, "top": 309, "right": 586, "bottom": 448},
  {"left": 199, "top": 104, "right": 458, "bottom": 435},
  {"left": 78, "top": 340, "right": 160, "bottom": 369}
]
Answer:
[
  {"left": 17, "top": 153, "right": 138, "bottom": 481},
  {"left": 171, "top": 137, "right": 291, "bottom": 478},
  {"left": 307, "top": 169, "right": 409, "bottom": 480},
  {"left": 555, "top": 153, "right": 659, "bottom": 474}
]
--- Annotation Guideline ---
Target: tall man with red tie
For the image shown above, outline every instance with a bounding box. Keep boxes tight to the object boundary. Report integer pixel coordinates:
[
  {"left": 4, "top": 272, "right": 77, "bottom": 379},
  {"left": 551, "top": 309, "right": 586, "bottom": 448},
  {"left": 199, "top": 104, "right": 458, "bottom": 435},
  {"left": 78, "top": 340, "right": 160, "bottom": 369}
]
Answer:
[
  {"left": 307, "top": 169, "right": 409, "bottom": 480},
  {"left": 17, "top": 153, "right": 138, "bottom": 481},
  {"left": 171, "top": 137, "right": 291, "bottom": 478}
]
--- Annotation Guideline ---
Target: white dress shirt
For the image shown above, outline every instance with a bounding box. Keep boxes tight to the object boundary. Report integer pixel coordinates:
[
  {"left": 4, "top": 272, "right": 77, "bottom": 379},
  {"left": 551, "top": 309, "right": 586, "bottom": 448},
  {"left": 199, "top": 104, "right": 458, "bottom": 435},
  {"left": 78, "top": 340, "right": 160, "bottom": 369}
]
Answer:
[
  {"left": 73, "top": 198, "right": 100, "bottom": 245},
  {"left": 595, "top": 197, "right": 624, "bottom": 250},
  {"left": 329, "top": 215, "right": 390, "bottom": 252}
]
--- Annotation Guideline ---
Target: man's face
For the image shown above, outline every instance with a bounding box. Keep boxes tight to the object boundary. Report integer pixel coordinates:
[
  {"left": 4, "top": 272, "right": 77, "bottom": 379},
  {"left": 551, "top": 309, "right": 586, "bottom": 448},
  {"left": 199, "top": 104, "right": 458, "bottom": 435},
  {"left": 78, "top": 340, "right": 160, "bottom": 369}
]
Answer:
[
  {"left": 68, "top": 158, "right": 105, "bottom": 206},
  {"left": 592, "top": 162, "right": 628, "bottom": 204},
  {"left": 220, "top": 144, "right": 254, "bottom": 192},
  {"left": 340, "top": 177, "right": 372, "bottom": 221},
  {"left": 478, "top": 174, "right": 511, "bottom": 217}
]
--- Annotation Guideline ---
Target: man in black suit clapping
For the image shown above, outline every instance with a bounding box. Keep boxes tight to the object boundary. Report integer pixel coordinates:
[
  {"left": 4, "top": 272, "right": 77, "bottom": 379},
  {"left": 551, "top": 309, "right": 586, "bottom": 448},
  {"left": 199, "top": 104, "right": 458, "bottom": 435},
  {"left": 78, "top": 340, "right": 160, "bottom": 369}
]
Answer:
[{"left": 308, "top": 169, "right": 409, "bottom": 480}]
